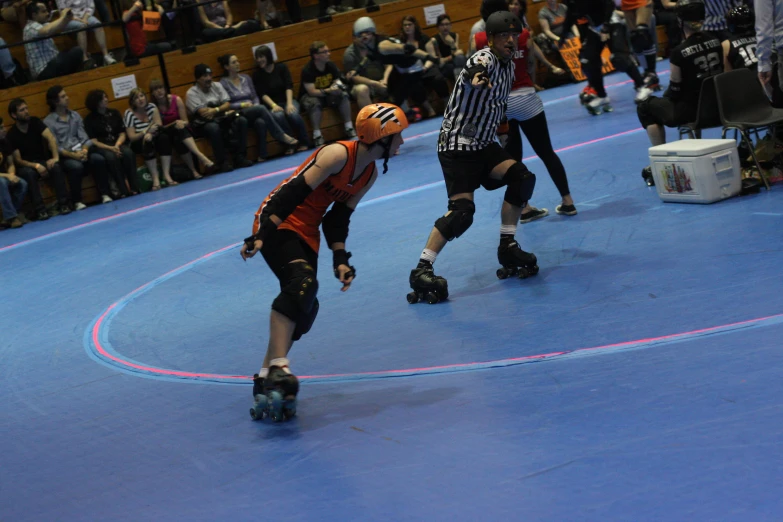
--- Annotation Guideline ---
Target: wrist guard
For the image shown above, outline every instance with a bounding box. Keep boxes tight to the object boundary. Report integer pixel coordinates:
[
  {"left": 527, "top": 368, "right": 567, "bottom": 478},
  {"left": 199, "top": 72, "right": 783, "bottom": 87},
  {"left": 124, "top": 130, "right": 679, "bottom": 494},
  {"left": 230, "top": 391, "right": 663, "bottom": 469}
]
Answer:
[
  {"left": 244, "top": 219, "right": 276, "bottom": 250},
  {"left": 332, "top": 249, "right": 356, "bottom": 280},
  {"left": 464, "top": 63, "right": 488, "bottom": 83},
  {"left": 666, "top": 80, "right": 682, "bottom": 102}
]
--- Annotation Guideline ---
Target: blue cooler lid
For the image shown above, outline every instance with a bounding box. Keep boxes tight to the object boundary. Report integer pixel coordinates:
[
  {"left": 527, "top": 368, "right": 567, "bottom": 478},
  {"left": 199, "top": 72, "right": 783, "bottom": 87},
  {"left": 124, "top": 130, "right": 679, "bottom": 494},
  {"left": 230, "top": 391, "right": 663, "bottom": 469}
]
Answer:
[{"left": 649, "top": 139, "right": 737, "bottom": 157}]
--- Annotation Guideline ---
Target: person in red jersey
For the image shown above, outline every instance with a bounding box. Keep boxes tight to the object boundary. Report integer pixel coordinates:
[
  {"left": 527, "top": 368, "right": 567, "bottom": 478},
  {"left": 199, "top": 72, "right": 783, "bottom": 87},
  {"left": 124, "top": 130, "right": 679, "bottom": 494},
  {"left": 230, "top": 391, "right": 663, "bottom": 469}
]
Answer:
[{"left": 240, "top": 102, "right": 408, "bottom": 422}]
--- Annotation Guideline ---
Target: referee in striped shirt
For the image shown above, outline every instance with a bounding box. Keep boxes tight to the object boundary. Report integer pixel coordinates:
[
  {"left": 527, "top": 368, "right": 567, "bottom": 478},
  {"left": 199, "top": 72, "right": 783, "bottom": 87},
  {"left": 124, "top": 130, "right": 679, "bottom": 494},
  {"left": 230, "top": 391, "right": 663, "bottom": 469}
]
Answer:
[
  {"left": 408, "top": 11, "right": 540, "bottom": 303},
  {"left": 704, "top": 0, "right": 747, "bottom": 38}
]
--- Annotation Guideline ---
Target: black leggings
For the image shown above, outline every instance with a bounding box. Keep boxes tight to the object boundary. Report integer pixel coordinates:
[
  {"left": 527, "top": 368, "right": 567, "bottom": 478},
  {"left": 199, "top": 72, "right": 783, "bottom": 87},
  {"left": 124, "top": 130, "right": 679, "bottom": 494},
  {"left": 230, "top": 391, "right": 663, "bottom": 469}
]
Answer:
[
  {"left": 637, "top": 96, "right": 694, "bottom": 129},
  {"left": 505, "top": 111, "right": 570, "bottom": 198},
  {"left": 578, "top": 23, "right": 606, "bottom": 98}
]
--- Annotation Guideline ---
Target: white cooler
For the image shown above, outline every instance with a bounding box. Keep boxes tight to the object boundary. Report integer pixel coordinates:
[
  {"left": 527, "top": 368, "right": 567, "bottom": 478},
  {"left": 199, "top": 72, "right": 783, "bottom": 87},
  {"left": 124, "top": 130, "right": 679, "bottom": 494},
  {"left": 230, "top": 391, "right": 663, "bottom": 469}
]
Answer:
[{"left": 648, "top": 139, "right": 741, "bottom": 204}]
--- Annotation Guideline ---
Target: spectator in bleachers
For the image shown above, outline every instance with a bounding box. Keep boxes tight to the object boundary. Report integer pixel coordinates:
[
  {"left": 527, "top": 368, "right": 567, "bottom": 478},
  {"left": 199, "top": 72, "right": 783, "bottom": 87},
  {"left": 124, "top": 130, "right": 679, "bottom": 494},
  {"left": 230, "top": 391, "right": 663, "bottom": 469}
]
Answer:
[
  {"left": 299, "top": 40, "right": 355, "bottom": 147},
  {"left": 149, "top": 78, "right": 214, "bottom": 178},
  {"left": 124, "top": 87, "right": 179, "bottom": 190},
  {"left": 186, "top": 63, "right": 252, "bottom": 171},
  {"left": 654, "top": 0, "right": 682, "bottom": 51},
  {"left": 426, "top": 14, "right": 467, "bottom": 82},
  {"left": 84, "top": 89, "right": 138, "bottom": 197},
  {"left": 218, "top": 53, "right": 300, "bottom": 160},
  {"left": 122, "top": 0, "right": 173, "bottom": 58},
  {"left": 7, "top": 98, "right": 72, "bottom": 218},
  {"left": 56, "top": 0, "right": 116, "bottom": 65},
  {"left": 0, "top": 117, "right": 28, "bottom": 229},
  {"left": 392, "top": 15, "right": 448, "bottom": 119},
  {"left": 0, "top": 37, "right": 28, "bottom": 87},
  {"left": 343, "top": 23, "right": 392, "bottom": 109},
  {"left": 318, "top": 0, "right": 349, "bottom": 17},
  {"left": 23, "top": 3, "right": 84, "bottom": 80},
  {"left": 537, "top": 0, "right": 573, "bottom": 48},
  {"left": 197, "top": 0, "right": 260, "bottom": 43},
  {"left": 1, "top": 0, "right": 29, "bottom": 25},
  {"left": 44, "top": 85, "right": 110, "bottom": 207},
  {"left": 252, "top": 45, "right": 310, "bottom": 150}
]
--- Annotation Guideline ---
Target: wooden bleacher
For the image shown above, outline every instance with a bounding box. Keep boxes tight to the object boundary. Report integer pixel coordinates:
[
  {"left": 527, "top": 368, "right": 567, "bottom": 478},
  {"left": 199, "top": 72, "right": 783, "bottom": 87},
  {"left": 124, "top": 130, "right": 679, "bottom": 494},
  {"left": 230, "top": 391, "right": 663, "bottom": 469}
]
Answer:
[{"left": 0, "top": 0, "right": 480, "bottom": 211}]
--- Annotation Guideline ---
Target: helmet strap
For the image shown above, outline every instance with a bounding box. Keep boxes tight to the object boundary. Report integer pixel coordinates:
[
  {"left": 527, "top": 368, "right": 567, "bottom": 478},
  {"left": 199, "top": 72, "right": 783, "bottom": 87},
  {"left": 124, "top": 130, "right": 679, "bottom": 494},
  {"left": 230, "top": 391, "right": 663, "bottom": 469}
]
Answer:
[{"left": 380, "top": 136, "right": 394, "bottom": 173}]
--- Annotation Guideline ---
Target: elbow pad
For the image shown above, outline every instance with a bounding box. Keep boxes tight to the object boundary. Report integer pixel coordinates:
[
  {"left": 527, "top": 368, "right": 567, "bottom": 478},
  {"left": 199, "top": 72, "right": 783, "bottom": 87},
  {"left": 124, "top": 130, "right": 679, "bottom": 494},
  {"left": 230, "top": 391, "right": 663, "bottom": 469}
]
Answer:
[{"left": 322, "top": 202, "right": 354, "bottom": 246}]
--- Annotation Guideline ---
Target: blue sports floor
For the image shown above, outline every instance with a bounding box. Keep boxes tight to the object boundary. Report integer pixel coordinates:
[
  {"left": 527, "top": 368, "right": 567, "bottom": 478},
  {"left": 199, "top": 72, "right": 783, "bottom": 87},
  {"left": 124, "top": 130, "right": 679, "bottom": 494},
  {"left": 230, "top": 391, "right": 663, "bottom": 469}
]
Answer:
[{"left": 4, "top": 64, "right": 783, "bottom": 520}]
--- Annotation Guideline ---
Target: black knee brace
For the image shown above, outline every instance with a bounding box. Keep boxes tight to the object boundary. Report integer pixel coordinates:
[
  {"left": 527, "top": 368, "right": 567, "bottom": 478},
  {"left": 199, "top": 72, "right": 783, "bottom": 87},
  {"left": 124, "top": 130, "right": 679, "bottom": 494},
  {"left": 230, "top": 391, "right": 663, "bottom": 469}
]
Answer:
[
  {"left": 292, "top": 298, "right": 319, "bottom": 341},
  {"left": 272, "top": 262, "right": 319, "bottom": 322},
  {"left": 630, "top": 25, "right": 654, "bottom": 54},
  {"left": 434, "top": 199, "right": 475, "bottom": 241},
  {"left": 503, "top": 162, "right": 536, "bottom": 208}
]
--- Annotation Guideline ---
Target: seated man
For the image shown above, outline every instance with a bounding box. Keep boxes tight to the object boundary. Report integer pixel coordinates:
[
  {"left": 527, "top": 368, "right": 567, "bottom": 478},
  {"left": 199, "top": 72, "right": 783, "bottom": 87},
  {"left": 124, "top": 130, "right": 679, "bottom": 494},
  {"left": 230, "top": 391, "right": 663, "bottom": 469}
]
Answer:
[
  {"left": 186, "top": 63, "right": 251, "bottom": 172},
  {"left": 43, "top": 85, "right": 109, "bottom": 208},
  {"left": 300, "top": 41, "right": 356, "bottom": 147},
  {"left": 637, "top": 0, "right": 723, "bottom": 186},
  {"left": 344, "top": 20, "right": 392, "bottom": 110},
  {"left": 7, "top": 98, "right": 72, "bottom": 218},
  {"left": 23, "top": 2, "right": 84, "bottom": 80},
  {"left": 0, "top": 117, "right": 28, "bottom": 229},
  {"left": 56, "top": 0, "right": 116, "bottom": 66}
]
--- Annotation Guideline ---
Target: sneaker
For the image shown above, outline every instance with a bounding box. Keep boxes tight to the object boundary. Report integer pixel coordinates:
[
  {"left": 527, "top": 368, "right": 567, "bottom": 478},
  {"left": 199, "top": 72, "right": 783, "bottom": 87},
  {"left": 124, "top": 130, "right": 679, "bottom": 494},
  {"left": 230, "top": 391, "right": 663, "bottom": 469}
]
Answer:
[
  {"left": 17, "top": 213, "right": 30, "bottom": 224},
  {"left": 519, "top": 207, "right": 549, "bottom": 223},
  {"left": 82, "top": 58, "right": 97, "bottom": 70},
  {"left": 345, "top": 127, "right": 357, "bottom": 139},
  {"left": 103, "top": 53, "right": 117, "bottom": 65},
  {"left": 234, "top": 158, "right": 254, "bottom": 169},
  {"left": 58, "top": 204, "right": 71, "bottom": 215},
  {"left": 8, "top": 217, "right": 23, "bottom": 228},
  {"left": 325, "top": 6, "right": 338, "bottom": 14},
  {"left": 634, "top": 86, "right": 653, "bottom": 104},
  {"left": 314, "top": 135, "right": 325, "bottom": 147},
  {"left": 555, "top": 204, "right": 578, "bottom": 216},
  {"left": 101, "top": 195, "right": 113, "bottom": 204},
  {"left": 74, "top": 202, "right": 87, "bottom": 211},
  {"left": 335, "top": 4, "right": 353, "bottom": 11}
]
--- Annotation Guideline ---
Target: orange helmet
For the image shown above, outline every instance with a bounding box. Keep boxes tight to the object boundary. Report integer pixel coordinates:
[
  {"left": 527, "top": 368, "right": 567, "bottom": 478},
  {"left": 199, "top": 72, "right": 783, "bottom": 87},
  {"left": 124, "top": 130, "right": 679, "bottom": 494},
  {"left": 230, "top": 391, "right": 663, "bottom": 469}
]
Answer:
[{"left": 355, "top": 103, "right": 408, "bottom": 144}]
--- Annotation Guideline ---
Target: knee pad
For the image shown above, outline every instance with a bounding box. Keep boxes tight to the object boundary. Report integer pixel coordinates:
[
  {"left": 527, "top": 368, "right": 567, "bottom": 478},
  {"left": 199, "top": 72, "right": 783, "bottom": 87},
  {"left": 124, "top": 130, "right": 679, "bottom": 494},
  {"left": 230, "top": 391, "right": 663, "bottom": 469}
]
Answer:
[
  {"left": 271, "top": 262, "right": 319, "bottom": 322},
  {"left": 630, "top": 25, "right": 654, "bottom": 54},
  {"left": 434, "top": 198, "right": 475, "bottom": 241},
  {"left": 292, "top": 298, "right": 319, "bottom": 341},
  {"left": 503, "top": 162, "right": 536, "bottom": 208}
]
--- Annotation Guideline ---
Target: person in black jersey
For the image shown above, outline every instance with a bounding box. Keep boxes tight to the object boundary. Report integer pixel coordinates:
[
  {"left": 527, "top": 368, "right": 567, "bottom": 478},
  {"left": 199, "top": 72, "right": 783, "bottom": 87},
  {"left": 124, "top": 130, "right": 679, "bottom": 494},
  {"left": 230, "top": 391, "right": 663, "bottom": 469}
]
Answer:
[
  {"left": 407, "top": 11, "right": 540, "bottom": 305},
  {"left": 637, "top": 0, "right": 723, "bottom": 186},
  {"left": 721, "top": 4, "right": 758, "bottom": 72}
]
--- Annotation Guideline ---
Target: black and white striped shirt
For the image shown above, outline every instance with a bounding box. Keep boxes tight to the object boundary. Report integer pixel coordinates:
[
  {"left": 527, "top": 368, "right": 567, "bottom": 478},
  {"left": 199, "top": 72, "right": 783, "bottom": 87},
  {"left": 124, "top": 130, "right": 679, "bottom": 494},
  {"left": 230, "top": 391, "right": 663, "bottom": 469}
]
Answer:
[
  {"left": 438, "top": 49, "right": 515, "bottom": 152},
  {"left": 123, "top": 103, "right": 157, "bottom": 134},
  {"left": 703, "top": 0, "right": 744, "bottom": 32}
]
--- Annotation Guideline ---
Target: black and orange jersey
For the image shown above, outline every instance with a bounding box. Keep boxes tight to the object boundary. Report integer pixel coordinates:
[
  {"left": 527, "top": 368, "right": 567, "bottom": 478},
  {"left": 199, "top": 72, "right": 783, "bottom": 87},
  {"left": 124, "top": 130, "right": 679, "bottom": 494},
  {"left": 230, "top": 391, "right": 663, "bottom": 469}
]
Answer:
[{"left": 253, "top": 141, "right": 376, "bottom": 253}]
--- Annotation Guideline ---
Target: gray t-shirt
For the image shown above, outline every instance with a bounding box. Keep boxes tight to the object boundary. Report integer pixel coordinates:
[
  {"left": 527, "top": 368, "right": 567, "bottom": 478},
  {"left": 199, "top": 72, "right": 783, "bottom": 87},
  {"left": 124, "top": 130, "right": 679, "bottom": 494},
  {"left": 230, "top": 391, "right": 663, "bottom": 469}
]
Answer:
[
  {"left": 538, "top": 4, "right": 569, "bottom": 38},
  {"left": 186, "top": 82, "right": 230, "bottom": 114},
  {"left": 343, "top": 43, "right": 386, "bottom": 81}
]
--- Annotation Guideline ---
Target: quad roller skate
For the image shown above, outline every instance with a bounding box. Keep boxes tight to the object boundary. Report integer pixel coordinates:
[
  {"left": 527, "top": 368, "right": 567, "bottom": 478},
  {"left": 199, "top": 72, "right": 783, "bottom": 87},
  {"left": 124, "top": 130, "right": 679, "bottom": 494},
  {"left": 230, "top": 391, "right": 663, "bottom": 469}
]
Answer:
[
  {"left": 249, "top": 365, "right": 299, "bottom": 422},
  {"left": 643, "top": 71, "right": 661, "bottom": 92},
  {"left": 407, "top": 263, "right": 449, "bottom": 304},
  {"left": 497, "top": 239, "right": 539, "bottom": 280},
  {"left": 586, "top": 96, "right": 613, "bottom": 115},
  {"left": 579, "top": 86, "right": 598, "bottom": 106},
  {"left": 641, "top": 166, "right": 655, "bottom": 187}
]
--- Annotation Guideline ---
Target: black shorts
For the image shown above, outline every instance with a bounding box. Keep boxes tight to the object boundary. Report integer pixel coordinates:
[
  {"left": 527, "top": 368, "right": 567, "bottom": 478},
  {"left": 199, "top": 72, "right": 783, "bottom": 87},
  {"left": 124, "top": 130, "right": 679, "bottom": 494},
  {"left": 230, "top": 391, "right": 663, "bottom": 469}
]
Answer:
[
  {"left": 636, "top": 96, "right": 695, "bottom": 129},
  {"left": 261, "top": 229, "right": 319, "bottom": 284},
  {"left": 438, "top": 142, "right": 514, "bottom": 197}
]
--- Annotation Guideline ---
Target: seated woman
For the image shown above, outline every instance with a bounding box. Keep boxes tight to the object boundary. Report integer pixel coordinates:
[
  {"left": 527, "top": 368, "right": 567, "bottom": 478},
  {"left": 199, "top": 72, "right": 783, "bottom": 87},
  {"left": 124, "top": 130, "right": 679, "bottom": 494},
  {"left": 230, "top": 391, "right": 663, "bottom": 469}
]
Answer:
[
  {"left": 84, "top": 89, "right": 138, "bottom": 197},
  {"left": 392, "top": 15, "right": 449, "bottom": 119},
  {"left": 149, "top": 78, "right": 214, "bottom": 178},
  {"left": 252, "top": 45, "right": 310, "bottom": 151},
  {"left": 218, "top": 53, "right": 299, "bottom": 160},
  {"left": 122, "top": 0, "right": 173, "bottom": 58},
  {"left": 123, "top": 87, "right": 178, "bottom": 190},
  {"left": 198, "top": 0, "right": 260, "bottom": 43},
  {"left": 426, "top": 14, "right": 467, "bottom": 82}
]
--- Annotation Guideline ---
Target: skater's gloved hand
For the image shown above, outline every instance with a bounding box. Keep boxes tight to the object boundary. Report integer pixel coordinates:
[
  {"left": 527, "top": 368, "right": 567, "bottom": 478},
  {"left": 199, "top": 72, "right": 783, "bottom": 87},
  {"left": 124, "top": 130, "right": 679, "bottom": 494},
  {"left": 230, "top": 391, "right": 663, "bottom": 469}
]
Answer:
[
  {"left": 335, "top": 264, "right": 355, "bottom": 292},
  {"left": 240, "top": 238, "right": 262, "bottom": 261}
]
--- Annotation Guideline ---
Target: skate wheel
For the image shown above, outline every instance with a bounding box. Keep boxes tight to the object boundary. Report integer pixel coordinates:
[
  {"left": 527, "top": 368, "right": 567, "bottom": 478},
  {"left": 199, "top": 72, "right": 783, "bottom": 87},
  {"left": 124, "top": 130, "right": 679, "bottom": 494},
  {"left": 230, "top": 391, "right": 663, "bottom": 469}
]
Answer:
[
  {"left": 529, "top": 265, "right": 539, "bottom": 276},
  {"left": 425, "top": 292, "right": 439, "bottom": 305},
  {"left": 496, "top": 268, "right": 509, "bottom": 279},
  {"left": 267, "top": 390, "right": 284, "bottom": 422},
  {"left": 249, "top": 407, "right": 260, "bottom": 420},
  {"left": 406, "top": 292, "right": 419, "bottom": 304}
]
